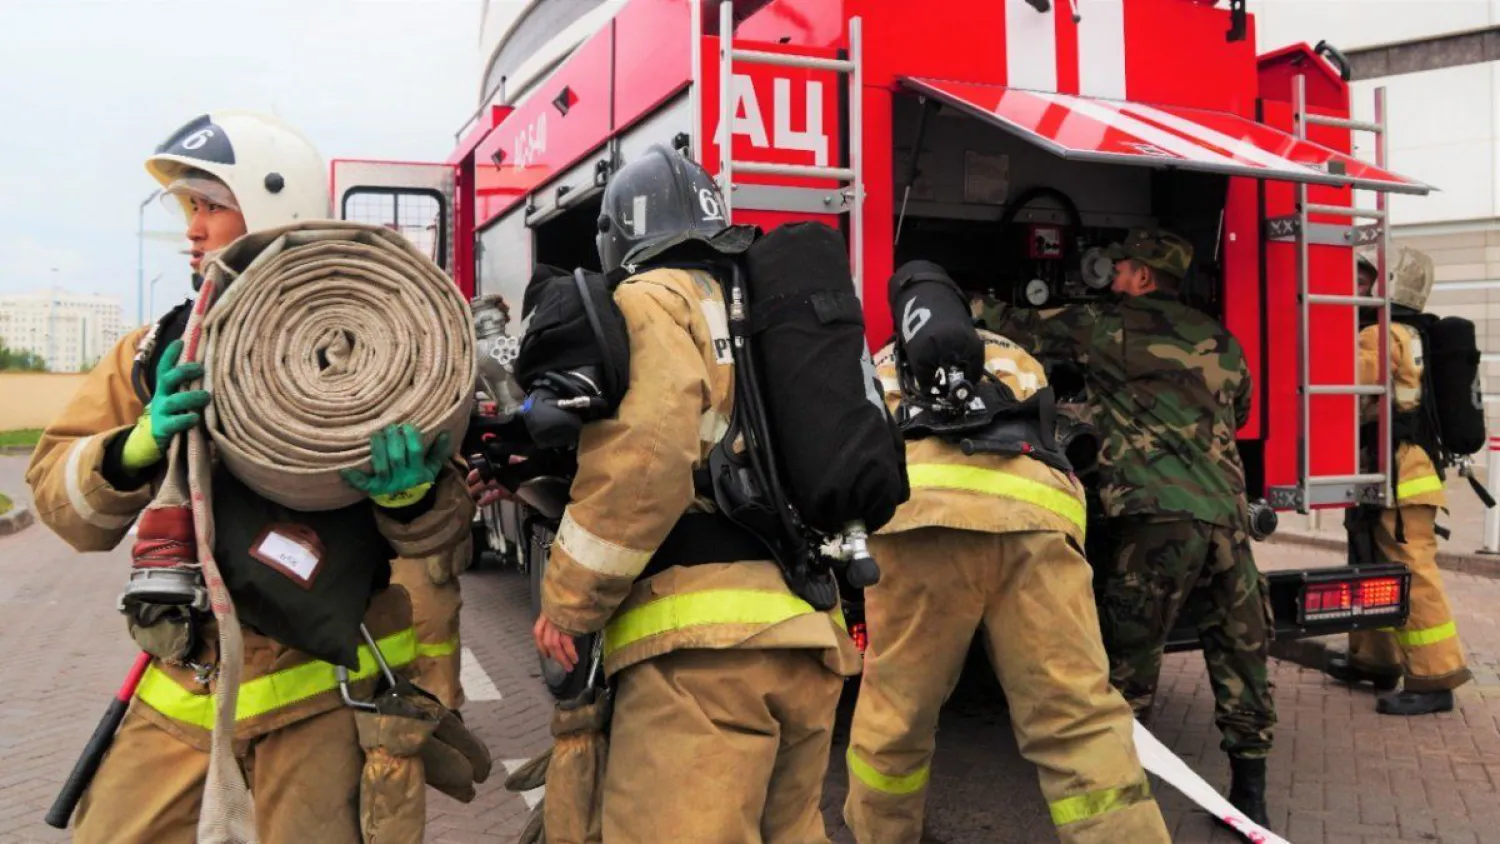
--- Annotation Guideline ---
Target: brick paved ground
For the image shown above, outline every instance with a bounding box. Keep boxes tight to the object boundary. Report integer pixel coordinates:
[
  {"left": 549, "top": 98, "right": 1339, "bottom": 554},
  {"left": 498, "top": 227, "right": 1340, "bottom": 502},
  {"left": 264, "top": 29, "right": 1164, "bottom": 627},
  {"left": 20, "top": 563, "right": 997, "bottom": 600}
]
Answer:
[{"left": 3, "top": 455, "right": 1500, "bottom": 843}]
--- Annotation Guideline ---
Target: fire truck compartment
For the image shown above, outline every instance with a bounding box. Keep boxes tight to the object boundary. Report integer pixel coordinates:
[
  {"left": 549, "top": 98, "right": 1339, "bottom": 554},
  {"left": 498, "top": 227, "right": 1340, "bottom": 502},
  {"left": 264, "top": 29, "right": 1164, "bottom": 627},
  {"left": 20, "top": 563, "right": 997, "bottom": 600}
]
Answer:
[{"left": 887, "top": 88, "right": 1231, "bottom": 333}]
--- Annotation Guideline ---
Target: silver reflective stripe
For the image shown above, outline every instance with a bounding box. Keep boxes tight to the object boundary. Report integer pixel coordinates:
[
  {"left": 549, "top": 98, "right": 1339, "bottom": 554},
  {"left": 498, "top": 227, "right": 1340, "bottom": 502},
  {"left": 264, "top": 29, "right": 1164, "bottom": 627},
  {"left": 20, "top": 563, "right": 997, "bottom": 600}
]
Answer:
[
  {"left": 556, "top": 510, "right": 652, "bottom": 577},
  {"left": 699, "top": 410, "right": 729, "bottom": 447},
  {"left": 985, "top": 356, "right": 1041, "bottom": 396},
  {"left": 63, "top": 436, "right": 137, "bottom": 531}
]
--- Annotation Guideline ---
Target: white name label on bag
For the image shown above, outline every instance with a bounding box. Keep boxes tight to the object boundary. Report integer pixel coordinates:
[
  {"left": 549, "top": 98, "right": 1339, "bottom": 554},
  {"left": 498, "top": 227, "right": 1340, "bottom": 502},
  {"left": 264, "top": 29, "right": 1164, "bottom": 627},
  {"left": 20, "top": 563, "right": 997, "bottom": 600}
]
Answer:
[{"left": 250, "top": 524, "right": 326, "bottom": 589}]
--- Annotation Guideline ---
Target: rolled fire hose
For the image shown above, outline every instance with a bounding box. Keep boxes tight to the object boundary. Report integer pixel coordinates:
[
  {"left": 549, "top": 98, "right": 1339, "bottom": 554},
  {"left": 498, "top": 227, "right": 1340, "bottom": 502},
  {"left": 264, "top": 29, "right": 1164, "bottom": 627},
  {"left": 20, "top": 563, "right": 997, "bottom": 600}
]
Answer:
[
  {"left": 201, "top": 222, "right": 475, "bottom": 510},
  {"left": 177, "top": 221, "right": 475, "bottom": 841}
]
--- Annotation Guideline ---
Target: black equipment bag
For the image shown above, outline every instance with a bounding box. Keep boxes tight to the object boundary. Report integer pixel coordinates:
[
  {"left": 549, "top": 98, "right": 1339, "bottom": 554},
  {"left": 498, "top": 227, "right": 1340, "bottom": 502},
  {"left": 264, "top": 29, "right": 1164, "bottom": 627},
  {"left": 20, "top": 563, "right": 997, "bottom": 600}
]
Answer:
[
  {"left": 741, "top": 222, "right": 909, "bottom": 534},
  {"left": 212, "top": 465, "right": 393, "bottom": 669},
  {"left": 515, "top": 263, "right": 631, "bottom": 408},
  {"left": 1423, "top": 315, "right": 1486, "bottom": 458}
]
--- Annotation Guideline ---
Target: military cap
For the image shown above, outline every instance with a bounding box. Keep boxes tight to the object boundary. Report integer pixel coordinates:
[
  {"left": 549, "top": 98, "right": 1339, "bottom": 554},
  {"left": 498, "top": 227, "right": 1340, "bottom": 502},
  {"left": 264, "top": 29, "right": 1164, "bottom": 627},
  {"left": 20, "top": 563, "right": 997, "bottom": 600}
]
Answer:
[{"left": 1106, "top": 228, "right": 1194, "bottom": 280}]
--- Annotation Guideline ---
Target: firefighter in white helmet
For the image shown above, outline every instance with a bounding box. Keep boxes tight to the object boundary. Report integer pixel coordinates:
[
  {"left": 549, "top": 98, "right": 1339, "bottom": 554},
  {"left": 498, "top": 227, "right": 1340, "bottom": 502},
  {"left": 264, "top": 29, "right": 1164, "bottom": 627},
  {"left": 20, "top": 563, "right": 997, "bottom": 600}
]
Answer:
[
  {"left": 145, "top": 110, "right": 471, "bottom": 710},
  {"left": 26, "top": 111, "right": 484, "bottom": 842},
  {"left": 1326, "top": 248, "right": 1474, "bottom": 715}
]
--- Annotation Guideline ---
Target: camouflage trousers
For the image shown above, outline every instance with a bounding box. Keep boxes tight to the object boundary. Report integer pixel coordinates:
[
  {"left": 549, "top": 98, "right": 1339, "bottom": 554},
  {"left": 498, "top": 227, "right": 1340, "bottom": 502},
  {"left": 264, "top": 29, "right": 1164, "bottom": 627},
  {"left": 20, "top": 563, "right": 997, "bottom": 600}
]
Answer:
[{"left": 1098, "top": 517, "right": 1276, "bottom": 758}]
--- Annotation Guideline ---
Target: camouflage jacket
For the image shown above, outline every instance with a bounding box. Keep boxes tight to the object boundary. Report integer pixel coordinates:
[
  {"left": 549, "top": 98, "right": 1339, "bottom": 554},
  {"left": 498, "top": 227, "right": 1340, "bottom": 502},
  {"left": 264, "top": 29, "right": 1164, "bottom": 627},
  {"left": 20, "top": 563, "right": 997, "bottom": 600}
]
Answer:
[{"left": 980, "top": 291, "right": 1251, "bottom": 528}]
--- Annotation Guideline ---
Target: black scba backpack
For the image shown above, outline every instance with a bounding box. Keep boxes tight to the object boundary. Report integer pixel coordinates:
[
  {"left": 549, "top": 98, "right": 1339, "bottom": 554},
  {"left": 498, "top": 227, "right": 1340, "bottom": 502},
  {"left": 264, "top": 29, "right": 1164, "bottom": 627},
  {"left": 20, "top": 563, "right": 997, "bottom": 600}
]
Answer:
[
  {"left": 721, "top": 222, "right": 910, "bottom": 606},
  {"left": 496, "top": 223, "right": 909, "bottom": 609},
  {"left": 1392, "top": 312, "right": 1486, "bottom": 465},
  {"left": 460, "top": 263, "right": 631, "bottom": 519}
]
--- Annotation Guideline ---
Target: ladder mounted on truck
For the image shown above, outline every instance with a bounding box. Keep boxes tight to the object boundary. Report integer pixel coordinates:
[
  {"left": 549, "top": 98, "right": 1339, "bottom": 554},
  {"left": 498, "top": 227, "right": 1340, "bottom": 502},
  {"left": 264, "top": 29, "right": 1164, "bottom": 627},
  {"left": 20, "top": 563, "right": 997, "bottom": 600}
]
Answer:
[
  {"left": 694, "top": 1, "right": 866, "bottom": 294},
  {"left": 1268, "top": 75, "right": 1395, "bottom": 514}
]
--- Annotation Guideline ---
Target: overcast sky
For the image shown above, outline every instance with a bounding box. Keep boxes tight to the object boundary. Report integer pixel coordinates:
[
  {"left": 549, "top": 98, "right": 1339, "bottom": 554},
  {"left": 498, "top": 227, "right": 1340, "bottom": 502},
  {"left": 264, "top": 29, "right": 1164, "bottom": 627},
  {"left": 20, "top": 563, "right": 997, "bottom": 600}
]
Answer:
[{"left": 0, "top": 0, "right": 484, "bottom": 325}]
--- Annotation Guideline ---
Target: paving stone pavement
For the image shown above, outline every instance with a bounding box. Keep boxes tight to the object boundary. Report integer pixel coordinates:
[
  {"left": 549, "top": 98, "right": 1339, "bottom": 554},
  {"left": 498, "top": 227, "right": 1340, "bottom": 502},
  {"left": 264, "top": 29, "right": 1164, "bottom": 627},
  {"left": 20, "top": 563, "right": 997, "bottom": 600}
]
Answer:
[{"left": 3, "top": 456, "right": 1500, "bottom": 843}]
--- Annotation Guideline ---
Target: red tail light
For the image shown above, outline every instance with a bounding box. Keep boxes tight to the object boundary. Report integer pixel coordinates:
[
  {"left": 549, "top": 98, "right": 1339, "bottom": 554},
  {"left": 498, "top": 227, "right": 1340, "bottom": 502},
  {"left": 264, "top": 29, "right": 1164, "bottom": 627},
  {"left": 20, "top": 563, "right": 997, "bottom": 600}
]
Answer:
[
  {"left": 1358, "top": 577, "right": 1402, "bottom": 609},
  {"left": 850, "top": 622, "right": 868, "bottom": 653},
  {"left": 1301, "top": 575, "right": 1406, "bottom": 623},
  {"left": 1304, "top": 582, "right": 1352, "bottom": 616}
]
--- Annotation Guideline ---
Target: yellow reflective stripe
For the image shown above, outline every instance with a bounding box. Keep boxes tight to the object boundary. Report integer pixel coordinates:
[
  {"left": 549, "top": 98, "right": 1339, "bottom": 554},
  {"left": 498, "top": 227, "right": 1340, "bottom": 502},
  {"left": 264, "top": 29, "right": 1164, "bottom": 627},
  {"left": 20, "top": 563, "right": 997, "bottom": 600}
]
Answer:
[
  {"left": 1049, "top": 783, "right": 1151, "bottom": 826},
  {"left": 908, "top": 463, "right": 1086, "bottom": 532},
  {"left": 1397, "top": 473, "right": 1443, "bottom": 500},
  {"left": 603, "top": 589, "right": 823, "bottom": 657},
  {"left": 846, "top": 748, "right": 929, "bottom": 796},
  {"left": 136, "top": 628, "right": 418, "bottom": 731},
  {"left": 1395, "top": 620, "right": 1458, "bottom": 647},
  {"left": 416, "top": 637, "right": 459, "bottom": 659}
]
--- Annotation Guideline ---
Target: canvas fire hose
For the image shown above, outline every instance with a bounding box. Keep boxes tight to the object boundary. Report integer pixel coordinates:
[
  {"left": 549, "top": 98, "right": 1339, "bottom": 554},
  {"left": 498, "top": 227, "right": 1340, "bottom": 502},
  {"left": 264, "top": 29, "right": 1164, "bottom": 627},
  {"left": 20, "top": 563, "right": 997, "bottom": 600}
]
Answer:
[{"left": 100, "top": 222, "right": 474, "bottom": 842}]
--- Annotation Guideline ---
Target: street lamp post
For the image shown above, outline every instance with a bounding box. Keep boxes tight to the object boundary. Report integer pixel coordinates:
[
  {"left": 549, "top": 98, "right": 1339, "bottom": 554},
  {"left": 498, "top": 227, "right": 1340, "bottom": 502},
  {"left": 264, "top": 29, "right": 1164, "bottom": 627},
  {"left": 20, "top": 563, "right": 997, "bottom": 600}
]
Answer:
[
  {"left": 137, "top": 189, "right": 162, "bottom": 326},
  {"left": 147, "top": 272, "right": 164, "bottom": 319}
]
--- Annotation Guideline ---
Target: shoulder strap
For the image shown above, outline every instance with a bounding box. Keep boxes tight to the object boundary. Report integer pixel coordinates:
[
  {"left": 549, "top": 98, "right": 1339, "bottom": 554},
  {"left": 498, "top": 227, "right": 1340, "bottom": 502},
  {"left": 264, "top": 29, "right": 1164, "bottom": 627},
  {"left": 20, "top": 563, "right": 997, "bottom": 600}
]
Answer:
[{"left": 131, "top": 299, "right": 193, "bottom": 403}]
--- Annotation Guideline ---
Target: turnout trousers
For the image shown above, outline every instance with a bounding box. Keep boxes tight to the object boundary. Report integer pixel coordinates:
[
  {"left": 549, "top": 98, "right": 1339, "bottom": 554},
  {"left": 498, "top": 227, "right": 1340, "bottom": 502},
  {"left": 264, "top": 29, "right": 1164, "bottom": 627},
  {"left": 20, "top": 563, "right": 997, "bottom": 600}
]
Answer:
[
  {"left": 1348, "top": 505, "right": 1472, "bottom": 692},
  {"left": 844, "top": 528, "right": 1170, "bottom": 843},
  {"left": 74, "top": 705, "right": 363, "bottom": 843},
  {"left": 602, "top": 648, "right": 845, "bottom": 843}
]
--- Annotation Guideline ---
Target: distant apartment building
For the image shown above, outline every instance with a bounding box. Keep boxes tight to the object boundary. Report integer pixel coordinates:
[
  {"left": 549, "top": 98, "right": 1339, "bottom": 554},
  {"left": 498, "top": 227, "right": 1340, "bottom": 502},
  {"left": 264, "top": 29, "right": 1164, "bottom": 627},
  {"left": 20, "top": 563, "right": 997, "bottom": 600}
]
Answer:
[{"left": 0, "top": 289, "right": 126, "bottom": 372}]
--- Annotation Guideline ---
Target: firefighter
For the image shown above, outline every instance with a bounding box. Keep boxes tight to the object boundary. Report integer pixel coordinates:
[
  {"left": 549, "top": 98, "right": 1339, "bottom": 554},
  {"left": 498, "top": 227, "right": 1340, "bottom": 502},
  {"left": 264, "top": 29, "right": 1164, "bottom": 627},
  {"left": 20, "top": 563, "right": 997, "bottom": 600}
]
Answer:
[
  {"left": 25, "top": 111, "right": 478, "bottom": 842},
  {"left": 843, "top": 261, "right": 1171, "bottom": 843},
  {"left": 531, "top": 145, "right": 860, "bottom": 841},
  {"left": 982, "top": 228, "right": 1276, "bottom": 825},
  {"left": 1325, "top": 251, "right": 1473, "bottom": 715}
]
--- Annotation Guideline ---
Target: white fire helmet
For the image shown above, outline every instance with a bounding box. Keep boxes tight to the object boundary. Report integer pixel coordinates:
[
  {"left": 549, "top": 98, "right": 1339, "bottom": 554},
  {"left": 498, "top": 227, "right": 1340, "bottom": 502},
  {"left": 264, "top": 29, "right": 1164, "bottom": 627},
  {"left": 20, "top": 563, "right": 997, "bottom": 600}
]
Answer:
[
  {"left": 1388, "top": 245, "right": 1435, "bottom": 313},
  {"left": 145, "top": 111, "right": 329, "bottom": 233}
]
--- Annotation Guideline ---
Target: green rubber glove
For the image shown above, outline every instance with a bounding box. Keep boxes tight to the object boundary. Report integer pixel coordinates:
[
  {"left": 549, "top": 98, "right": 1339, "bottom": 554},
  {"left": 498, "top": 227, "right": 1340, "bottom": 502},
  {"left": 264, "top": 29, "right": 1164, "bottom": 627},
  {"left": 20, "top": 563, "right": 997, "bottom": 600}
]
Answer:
[
  {"left": 342, "top": 423, "right": 452, "bottom": 508},
  {"left": 121, "top": 339, "right": 211, "bottom": 472}
]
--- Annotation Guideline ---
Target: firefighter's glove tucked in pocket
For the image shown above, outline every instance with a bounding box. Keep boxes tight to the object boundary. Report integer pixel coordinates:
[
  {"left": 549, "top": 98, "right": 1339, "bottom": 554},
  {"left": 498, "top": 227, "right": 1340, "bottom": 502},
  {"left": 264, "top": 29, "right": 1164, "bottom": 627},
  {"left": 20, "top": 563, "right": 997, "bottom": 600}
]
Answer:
[
  {"left": 356, "top": 680, "right": 494, "bottom": 842},
  {"left": 355, "top": 702, "right": 437, "bottom": 844},
  {"left": 538, "top": 687, "right": 612, "bottom": 844},
  {"left": 122, "top": 338, "right": 211, "bottom": 472},
  {"left": 342, "top": 424, "right": 453, "bottom": 509}
]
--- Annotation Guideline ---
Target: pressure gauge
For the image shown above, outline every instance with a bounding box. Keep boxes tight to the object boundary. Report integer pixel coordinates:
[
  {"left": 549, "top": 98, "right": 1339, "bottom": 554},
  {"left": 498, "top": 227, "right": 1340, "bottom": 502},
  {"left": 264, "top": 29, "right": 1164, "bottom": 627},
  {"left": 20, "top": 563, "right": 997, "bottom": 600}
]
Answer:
[
  {"left": 1081, "top": 247, "right": 1115, "bottom": 290},
  {"left": 1025, "top": 278, "right": 1051, "bottom": 307}
]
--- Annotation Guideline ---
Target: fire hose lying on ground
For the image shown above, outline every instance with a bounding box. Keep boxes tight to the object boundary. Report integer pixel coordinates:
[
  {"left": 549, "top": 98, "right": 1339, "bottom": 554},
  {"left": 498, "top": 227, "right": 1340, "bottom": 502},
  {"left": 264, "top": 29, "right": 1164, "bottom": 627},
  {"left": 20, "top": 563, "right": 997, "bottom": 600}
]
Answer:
[{"left": 47, "top": 221, "right": 477, "bottom": 842}]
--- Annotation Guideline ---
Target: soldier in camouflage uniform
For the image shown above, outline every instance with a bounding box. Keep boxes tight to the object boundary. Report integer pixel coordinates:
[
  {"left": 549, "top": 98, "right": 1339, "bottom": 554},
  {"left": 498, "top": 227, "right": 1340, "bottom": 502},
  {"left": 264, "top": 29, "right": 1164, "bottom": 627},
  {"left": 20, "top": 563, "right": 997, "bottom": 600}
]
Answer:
[{"left": 981, "top": 228, "right": 1276, "bottom": 826}]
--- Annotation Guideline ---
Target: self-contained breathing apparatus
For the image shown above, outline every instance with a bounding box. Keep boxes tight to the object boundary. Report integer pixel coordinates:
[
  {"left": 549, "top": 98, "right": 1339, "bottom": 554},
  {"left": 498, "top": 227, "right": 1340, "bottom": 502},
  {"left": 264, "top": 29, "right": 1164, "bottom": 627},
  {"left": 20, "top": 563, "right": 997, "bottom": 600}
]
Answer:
[
  {"left": 463, "top": 263, "right": 631, "bottom": 521},
  {"left": 887, "top": 260, "right": 1073, "bottom": 474},
  {"left": 471, "top": 144, "right": 906, "bottom": 611},
  {"left": 716, "top": 220, "right": 906, "bottom": 605}
]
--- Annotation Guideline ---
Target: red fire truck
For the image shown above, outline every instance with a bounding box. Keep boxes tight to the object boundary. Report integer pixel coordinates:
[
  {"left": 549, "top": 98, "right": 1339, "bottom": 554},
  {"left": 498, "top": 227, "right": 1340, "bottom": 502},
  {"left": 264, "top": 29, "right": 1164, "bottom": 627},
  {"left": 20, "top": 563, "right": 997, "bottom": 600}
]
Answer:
[{"left": 332, "top": 0, "right": 1429, "bottom": 691}]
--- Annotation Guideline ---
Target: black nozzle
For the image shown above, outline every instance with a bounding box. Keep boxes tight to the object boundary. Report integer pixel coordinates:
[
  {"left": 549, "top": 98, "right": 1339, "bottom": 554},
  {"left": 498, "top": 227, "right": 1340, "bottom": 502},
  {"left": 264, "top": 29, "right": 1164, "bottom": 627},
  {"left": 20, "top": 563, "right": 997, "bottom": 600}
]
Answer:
[{"left": 845, "top": 556, "right": 881, "bottom": 589}]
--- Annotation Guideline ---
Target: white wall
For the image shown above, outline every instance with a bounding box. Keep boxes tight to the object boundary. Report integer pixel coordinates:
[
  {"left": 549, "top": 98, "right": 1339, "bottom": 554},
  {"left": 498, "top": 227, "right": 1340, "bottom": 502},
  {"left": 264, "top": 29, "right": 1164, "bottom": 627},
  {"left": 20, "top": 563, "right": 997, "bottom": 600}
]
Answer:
[
  {"left": 1245, "top": 1, "right": 1500, "bottom": 227},
  {"left": 1249, "top": 0, "right": 1498, "bottom": 54},
  {"left": 477, "top": 1, "right": 532, "bottom": 100},
  {"left": 1349, "top": 62, "right": 1500, "bottom": 225}
]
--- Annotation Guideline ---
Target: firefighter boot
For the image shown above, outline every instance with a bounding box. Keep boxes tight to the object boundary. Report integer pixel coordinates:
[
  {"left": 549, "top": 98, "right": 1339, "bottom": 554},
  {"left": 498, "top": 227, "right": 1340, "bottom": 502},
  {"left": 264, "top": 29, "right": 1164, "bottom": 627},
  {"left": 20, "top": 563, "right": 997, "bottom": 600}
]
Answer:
[
  {"left": 1227, "top": 756, "right": 1268, "bottom": 827},
  {"left": 1324, "top": 654, "right": 1400, "bottom": 692},
  {"left": 1377, "top": 689, "right": 1455, "bottom": 716}
]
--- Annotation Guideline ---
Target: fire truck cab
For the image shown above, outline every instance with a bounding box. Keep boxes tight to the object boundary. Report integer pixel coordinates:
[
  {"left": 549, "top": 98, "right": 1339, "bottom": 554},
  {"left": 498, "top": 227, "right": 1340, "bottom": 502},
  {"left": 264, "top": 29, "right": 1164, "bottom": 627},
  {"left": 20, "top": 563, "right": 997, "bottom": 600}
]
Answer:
[{"left": 335, "top": 0, "right": 1434, "bottom": 695}]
